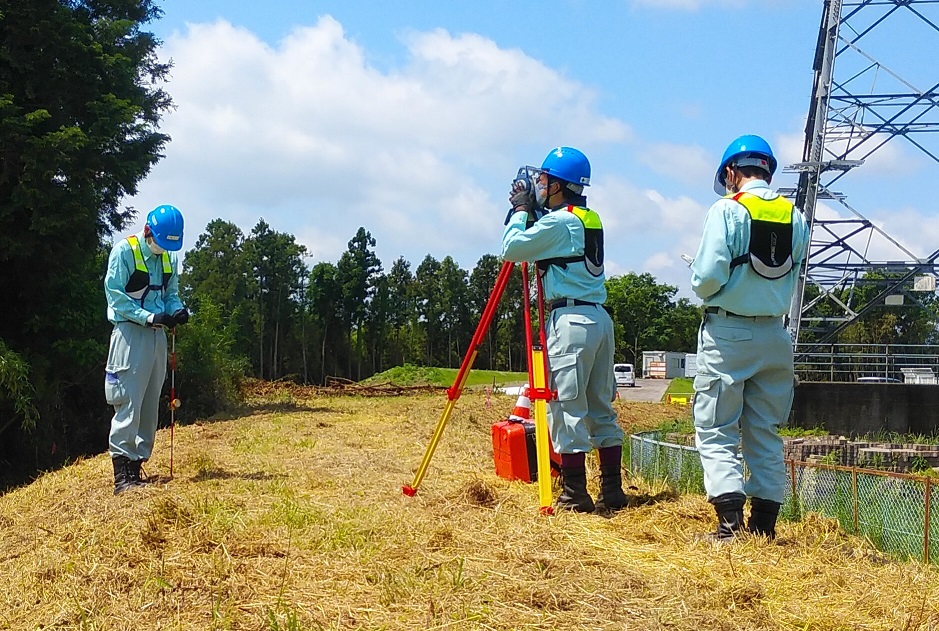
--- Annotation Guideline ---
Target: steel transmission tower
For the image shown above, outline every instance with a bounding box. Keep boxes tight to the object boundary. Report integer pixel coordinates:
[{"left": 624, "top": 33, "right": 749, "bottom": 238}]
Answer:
[{"left": 785, "top": 0, "right": 939, "bottom": 346}]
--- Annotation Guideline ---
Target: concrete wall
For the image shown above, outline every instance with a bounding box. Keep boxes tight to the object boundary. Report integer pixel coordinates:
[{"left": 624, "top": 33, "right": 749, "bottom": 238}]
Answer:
[{"left": 790, "top": 383, "right": 939, "bottom": 436}]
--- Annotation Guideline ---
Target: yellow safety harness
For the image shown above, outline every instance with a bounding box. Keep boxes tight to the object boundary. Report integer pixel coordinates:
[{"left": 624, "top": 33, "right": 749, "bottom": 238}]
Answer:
[
  {"left": 727, "top": 192, "right": 794, "bottom": 280},
  {"left": 125, "top": 234, "right": 173, "bottom": 305},
  {"left": 537, "top": 205, "right": 605, "bottom": 277}
]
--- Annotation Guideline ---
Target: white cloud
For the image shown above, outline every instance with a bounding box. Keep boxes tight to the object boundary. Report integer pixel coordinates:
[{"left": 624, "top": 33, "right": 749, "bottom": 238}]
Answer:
[
  {"left": 126, "top": 17, "right": 631, "bottom": 270},
  {"left": 638, "top": 142, "right": 713, "bottom": 187},
  {"left": 592, "top": 175, "right": 707, "bottom": 294}
]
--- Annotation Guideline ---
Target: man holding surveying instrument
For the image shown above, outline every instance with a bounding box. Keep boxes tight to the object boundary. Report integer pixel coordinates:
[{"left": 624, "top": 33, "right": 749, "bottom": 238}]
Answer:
[
  {"left": 501, "top": 147, "right": 628, "bottom": 513},
  {"left": 104, "top": 204, "right": 190, "bottom": 495}
]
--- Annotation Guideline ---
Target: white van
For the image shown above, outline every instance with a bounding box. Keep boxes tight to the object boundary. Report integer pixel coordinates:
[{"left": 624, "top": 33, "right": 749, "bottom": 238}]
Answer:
[{"left": 613, "top": 363, "right": 635, "bottom": 387}]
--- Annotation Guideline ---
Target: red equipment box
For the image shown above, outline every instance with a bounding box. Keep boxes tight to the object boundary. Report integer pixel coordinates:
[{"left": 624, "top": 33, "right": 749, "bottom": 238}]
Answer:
[{"left": 492, "top": 420, "right": 559, "bottom": 482}]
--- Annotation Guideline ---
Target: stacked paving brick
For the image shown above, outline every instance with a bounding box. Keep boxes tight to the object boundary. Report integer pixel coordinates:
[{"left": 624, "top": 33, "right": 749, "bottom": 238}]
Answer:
[{"left": 783, "top": 436, "right": 939, "bottom": 473}]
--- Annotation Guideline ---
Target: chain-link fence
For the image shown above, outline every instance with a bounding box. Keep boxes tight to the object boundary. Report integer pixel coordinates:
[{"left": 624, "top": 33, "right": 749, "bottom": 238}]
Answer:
[{"left": 628, "top": 431, "right": 937, "bottom": 564}]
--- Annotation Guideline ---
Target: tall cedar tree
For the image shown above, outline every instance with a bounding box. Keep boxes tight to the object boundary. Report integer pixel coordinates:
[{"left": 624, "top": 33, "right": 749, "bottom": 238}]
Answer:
[{"left": 0, "top": 0, "right": 171, "bottom": 482}]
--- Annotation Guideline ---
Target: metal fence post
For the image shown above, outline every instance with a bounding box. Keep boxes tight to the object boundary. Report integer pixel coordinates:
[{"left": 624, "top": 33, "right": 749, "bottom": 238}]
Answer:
[
  {"left": 925, "top": 475, "right": 932, "bottom": 564},
  {"left": 790, "top": 460, "right": 797, "bottom": 502},
  {"left": 852, "top": 466, "right": 859, "bottom": 535}
]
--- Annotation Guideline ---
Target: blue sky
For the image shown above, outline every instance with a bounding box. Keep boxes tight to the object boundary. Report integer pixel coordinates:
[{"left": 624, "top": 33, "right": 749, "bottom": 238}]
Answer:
[{"left": 126, "top": 1, "right": 939, "bottom": 297}]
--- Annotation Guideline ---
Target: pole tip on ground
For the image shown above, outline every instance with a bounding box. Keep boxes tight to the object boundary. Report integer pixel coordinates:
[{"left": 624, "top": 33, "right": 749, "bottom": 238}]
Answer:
[
  {"left": 402, "top": 485, "right": 417, "bottom": 497},
  {"left": 540, "top": 506, "right": 554, "bottom": 516}
]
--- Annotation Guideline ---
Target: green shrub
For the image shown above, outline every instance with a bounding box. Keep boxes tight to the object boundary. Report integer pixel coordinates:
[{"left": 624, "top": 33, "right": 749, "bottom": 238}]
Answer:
[{"left": 172, "top": 299, "right": 249, "bottom": 423}]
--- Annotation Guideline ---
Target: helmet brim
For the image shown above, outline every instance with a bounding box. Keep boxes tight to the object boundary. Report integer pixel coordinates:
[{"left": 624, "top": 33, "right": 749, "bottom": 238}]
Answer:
[{"left": 153, "top": 233, "right": 183, "bottom": 251}]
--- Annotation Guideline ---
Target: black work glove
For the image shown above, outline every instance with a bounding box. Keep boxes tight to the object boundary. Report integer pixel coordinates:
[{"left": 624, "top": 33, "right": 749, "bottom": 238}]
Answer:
[
  {"left": 172, "top": 308, "right": 190, "bottom": 326},
  {"left": 505, "top": 178, "right": 536, "bottom": 225},
  {"left": 150, "top": 312, "right": 175, "bottom": 328},
  {"left": 509, "top": 178, "right": 534, "bottom": 214}
]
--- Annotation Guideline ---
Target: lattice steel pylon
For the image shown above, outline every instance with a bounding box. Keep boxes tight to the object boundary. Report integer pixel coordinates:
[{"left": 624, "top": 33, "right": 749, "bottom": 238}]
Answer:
[{"left": 785, "top": 0, "right": 939, "bottom": 346}]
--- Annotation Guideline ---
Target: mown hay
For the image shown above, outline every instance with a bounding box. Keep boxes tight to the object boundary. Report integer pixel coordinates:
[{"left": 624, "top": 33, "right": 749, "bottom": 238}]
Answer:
[{"left": 0, "top": 388, "right": 937, "bottom": 629}]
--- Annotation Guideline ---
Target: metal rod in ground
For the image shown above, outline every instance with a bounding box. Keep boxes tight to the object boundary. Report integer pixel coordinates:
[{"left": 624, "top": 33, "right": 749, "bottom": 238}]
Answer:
[{"left": 170, "top": 327, "right": 177, "bottom": 478}]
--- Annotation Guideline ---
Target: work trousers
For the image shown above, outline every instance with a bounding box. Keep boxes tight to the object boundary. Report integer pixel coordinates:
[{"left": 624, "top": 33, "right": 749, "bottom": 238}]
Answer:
[
  {"left": 105, "top": 321, "right": 167, "bottom": 461},
  {"left": 547, "top": 304, "right": 622, "bottom": 453},
  {"left": 693, "top": 311, "right": 794, "bottom": 504}
]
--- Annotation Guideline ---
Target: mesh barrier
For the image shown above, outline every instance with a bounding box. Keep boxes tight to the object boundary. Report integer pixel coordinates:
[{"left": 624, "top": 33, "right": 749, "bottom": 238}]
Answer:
[
  {"left": 630, "top": 431, "right": 936, "bottom": 564},
  {"left": 628, "top": 432, "right": 705, "bottom": 495}
]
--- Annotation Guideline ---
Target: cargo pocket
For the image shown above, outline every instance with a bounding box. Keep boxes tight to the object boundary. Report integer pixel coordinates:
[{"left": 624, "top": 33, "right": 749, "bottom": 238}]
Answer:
[
  {"left": 710, "top": 325, "right": 752, "bottom": 343},
  {"left": 104, "top": 370, "right": 130, "bottom": 406},
  {"left": 692, "top": 373, "right": 722, "bottom": 429},
  {"left": 105, "top": 327, "right": 132, "bottom": 406},
  {"left": 550, "top": 352, "right": 580, "bottom": 402}
]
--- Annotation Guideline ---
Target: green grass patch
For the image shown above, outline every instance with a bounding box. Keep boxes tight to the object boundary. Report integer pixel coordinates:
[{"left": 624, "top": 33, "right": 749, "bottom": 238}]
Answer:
[
  {"left": 663, "top": 377, "right": 693, "bottom": 399},
  {"left": 654, "top": 417, "right": 695, "bottom": 436},
  {"left": 779, "top": 426, "right": 830, "bottom": 438},
  {"left": 363, "top": 363, "right": 527, "bottom": 388}
]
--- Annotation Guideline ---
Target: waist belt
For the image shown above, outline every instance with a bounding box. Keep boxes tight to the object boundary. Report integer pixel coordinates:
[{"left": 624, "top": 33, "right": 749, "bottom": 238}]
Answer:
[
  {"left": 704, "top": 306, "right": 779, "bottom": 320},
  {"left": 550, "top": 299, "right": 597, "bottom": 310}
]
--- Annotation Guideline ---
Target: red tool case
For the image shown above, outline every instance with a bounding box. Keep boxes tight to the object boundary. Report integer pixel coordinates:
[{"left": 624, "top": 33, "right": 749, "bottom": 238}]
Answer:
[{"left": 491, "top": 420, "right": 559, "bottom": 482}]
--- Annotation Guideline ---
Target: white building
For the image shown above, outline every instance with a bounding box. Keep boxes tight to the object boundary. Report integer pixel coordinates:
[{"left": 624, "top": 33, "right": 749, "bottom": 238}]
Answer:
[{"left": 641, "top": 351, "right": 690, "bottom": 379}]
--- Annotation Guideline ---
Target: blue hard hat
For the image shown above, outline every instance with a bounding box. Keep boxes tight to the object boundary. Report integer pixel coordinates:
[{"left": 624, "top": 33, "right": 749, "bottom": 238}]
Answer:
[
  {"left": 713, "top": 134, "right": 777, "bottom": 195},
  {"left": 147, "top": 204, "right": 184, "bottom": 251},
  {"left": 541, "top": 146, "right": 591, "bottom": 187}
]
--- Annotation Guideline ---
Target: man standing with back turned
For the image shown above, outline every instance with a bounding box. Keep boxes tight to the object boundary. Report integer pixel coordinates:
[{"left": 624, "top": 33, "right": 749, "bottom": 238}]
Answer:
[
  {"left": 104, "top": 205, "right": 189, "bottom": 495},
  {"left": 690, "top": 135, "right": 809, "bottom": 540},
  {"left": 502, "top": 147, "right": 628, "bottom": 514}
]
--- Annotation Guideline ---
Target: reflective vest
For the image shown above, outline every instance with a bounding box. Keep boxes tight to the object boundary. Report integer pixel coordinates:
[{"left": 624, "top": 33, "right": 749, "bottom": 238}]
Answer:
[
  {"left": 125, "top": 235, "right": 172, "bottom": 305},
  {"left": 727, "top": 191, "right": 794, "bottom": 280},
  {"left": 537, "top": 205, "right": 604, "bottom": 277}
]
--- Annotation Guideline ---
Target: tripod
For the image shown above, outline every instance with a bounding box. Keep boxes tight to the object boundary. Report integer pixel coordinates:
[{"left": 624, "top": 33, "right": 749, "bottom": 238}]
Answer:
[{"left": 402, "top": 260, "right": 556, "bottom": 515}]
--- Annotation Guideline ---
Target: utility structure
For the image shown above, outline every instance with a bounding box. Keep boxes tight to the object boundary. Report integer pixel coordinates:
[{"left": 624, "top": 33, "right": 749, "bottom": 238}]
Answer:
[{"left": 785, "top": 0, "right": 939, "bottom": 349}]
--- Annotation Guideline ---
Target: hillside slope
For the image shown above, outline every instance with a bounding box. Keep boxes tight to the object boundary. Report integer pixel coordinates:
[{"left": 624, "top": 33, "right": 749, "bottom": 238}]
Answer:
[{"left": 1, "top": 388, "right": 937, "bottom": 630}]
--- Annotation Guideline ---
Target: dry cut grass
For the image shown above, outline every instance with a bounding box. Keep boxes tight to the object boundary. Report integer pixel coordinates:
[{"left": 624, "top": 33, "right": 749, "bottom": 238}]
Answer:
[{"left": 1, "top": 388, "right": 938, "bottom": 630}]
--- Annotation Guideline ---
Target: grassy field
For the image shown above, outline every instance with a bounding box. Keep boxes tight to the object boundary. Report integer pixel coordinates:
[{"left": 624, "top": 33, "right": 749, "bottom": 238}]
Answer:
[
  {"left": 664, "top": 377, "right": 693, "bottom": 398},
  {"left": 2, "top": 383, "right": 938, "bottom": 629},
  {"left": 362, "top": 364, "right": 528, "bottom": 388}
]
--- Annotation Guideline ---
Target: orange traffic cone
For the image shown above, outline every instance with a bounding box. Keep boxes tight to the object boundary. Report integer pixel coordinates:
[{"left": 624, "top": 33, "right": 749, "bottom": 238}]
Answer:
[{"left": 508, "top": 386, "right": 531, "bottom": 421}]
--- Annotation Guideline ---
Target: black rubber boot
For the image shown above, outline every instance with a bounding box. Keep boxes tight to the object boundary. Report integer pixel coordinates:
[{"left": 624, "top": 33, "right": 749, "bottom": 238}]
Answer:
[
  {"left": 595, "top": 446, "right": 629, "bottom": 511},
  {"left": 557, "top": 466, "right": 595, "bottom": 513},
  {"left": 748, "top": 497, "right": 781, "bottom": 539},
  {"left": 127, "top": 459, "right": 149, "bottom": 485},
  {"left": 705, "top": 492, "right": 746, "bottom": 542},
  {"left": 112, "top": 456, "right": 139, "bottom": 495}
]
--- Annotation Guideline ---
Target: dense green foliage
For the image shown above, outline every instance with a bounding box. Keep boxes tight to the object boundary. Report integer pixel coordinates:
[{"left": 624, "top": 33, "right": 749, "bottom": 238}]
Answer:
[
  {"left": 172, "top": 299, "right": 248, "bottom": 423},
  {"left": 179, "top": 219, "right": 700, "bottom": 388},
  {"left": 801, "top": 271, "right": 939, "bottom": 344},
  {"left": 0, "top": 0, "right": 170, "bottom": 484}
]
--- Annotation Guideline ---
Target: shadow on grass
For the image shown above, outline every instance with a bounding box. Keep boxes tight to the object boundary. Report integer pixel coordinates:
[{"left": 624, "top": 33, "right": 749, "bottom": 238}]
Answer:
[
  {"left": 245, "top": 402, "right": 334, "bottom": 415},
  {"left": 164, "top": 468, "right": 288, "bottom": 484},
  {"left": 593, "top": 486, "right": 679, "bottom": 519}
]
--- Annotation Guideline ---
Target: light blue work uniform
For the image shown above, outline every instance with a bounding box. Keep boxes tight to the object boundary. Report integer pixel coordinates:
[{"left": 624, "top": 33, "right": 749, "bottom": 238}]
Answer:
[
  {"left": 104, "top": 232, "right": 183, "bottom": 462},
  {"left": 690, "top": 180, "right": 810, "bottom": 503},
  {"left": 502, "top": 207, "right": 621, "bottom": 454}
]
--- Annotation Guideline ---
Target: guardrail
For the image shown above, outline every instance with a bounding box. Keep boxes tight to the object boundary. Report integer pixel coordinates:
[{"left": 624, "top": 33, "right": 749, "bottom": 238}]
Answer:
[
  {"left": 794, "top": 343, "right": 939, "bottom": 383},
  {"left": 628, "top": 431, "right": 939, "bottom": 563}
]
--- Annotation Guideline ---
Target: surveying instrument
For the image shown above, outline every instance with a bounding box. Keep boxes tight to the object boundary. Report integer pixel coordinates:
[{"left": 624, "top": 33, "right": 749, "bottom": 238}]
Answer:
[{"left": 403, "top": 169, "right": 559, "bottom": 514}]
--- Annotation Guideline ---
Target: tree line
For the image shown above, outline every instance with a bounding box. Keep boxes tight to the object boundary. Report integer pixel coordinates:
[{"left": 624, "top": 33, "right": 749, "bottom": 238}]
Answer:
[{"left": 179, "top": 218, "right": 702, "bottom": 392}]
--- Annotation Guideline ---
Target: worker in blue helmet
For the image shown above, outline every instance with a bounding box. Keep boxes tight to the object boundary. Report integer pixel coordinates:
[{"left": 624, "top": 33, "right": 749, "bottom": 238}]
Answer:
[
  {"left": 690, "top": 135, "right": 810, "bottom": 540},
  {"left": 103, "top": 204, "right": 189, "bottom": 494},
  {"left": 502, "top": 147, "right": 628, "bottom": 514}
]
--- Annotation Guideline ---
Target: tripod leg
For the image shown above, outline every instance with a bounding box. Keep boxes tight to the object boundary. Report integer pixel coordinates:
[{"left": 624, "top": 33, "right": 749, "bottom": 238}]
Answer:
[
  {"left": 403, "top": 260, "right": 516, "bottom": 496},
  {"left": 522, "top": 264, "right": 555, "bottom": 514}
]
